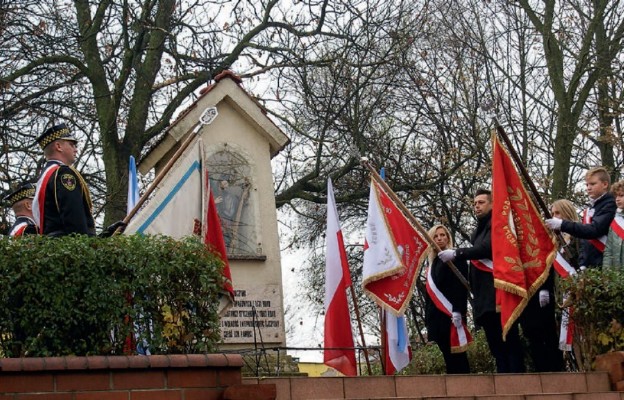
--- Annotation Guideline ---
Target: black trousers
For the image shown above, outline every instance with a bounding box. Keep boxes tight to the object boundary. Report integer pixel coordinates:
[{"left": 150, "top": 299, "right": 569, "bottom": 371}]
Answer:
[
  {"left": 436, "top": 339, "right": 470, "bottom": 374},
  {"left": 429, "top": 319, "right": 470, "bottom": 374},
  {"left": 519, "top": 301, "right": 564, "bottom": 372},
  {"left": 477, "top": 311, "right": 525, "bottom": 373}
]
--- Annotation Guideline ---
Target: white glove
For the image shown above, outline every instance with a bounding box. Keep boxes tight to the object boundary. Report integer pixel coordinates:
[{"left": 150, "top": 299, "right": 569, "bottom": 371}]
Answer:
[
  {"left": 451, "top": 312, "right": 462, "bottom": 328},
  {"left": 538, "top": 289, "right": 550, "bottom": 307},
  {"left": 438, "top": 249, "right": 456, "bottom": 263},
  {"left": 545, "top": 218, "right": 562, "bottom": 230}
]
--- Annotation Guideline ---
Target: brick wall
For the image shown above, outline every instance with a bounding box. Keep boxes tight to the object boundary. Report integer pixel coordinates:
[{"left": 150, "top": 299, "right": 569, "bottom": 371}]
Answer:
[{"left": 0, "top": 354, "right": 243, "bottom": 399}]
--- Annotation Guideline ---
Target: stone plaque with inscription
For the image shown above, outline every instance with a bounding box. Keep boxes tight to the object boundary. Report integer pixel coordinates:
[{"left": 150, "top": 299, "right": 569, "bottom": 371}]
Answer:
[{"left": 220, "top": 284, "right": 284, "bottom": 344}]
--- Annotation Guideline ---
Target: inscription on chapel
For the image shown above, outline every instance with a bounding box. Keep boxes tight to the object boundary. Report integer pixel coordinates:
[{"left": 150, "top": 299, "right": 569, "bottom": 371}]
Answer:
[{"left": 220, "top": 285, "right": 284, "bottom": 343}]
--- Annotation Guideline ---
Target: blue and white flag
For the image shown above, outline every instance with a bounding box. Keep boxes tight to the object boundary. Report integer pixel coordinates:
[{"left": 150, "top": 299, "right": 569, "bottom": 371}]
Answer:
[
  {"left": 127, "top": 155, "right": 140, "bottom": 213},
  {"left": 125, "top": 139, "right": 204, "bottom": 238},
  {"left": 384, "top": 310, "right": 411, "bottom": 374}
]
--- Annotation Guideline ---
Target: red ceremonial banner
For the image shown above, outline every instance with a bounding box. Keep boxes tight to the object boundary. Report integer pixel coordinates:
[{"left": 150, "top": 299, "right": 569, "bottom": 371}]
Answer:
[
  {"left": 363, "top": 178, "right": 429, "bottom": 315},
  {"left": 491, "top": 135, "right": 556, "bottom": 339}
]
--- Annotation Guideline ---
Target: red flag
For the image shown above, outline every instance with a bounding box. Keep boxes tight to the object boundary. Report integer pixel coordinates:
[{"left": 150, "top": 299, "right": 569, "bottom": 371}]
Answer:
[
  {"left": 323, "top": 178, "right": 357, "bottom": 376},
  {"left": 205, "top": 171, "right": 235, "bottom": 312},
  {"left": 491, "top": 135, "right": 556, "bottom": 339},
  {"left": 363, "top": 178, "right": 429, "bottom": 315}
]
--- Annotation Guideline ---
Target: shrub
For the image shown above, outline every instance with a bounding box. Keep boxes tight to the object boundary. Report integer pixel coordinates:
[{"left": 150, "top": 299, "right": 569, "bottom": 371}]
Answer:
[
  {"left": 560, "top": 267, "right": 624, "bottom": 370},
  {"left": 405, "top": 329, "right": 496, "bottom": 374},
  {"left": 0, "top": 234, "right": 224, "bottom": 357}
]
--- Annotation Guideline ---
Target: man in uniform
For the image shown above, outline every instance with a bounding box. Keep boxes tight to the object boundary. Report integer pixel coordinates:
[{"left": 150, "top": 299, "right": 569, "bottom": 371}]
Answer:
[
  {"left": 3, "top": 182, "right": 39, "bottom": 236},
  {"left": 32, "top": 123, "right": 96, "bottom": 236}
]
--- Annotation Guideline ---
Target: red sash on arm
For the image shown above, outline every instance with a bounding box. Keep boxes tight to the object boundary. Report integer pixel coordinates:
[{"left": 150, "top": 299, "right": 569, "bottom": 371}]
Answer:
[
  {"left": 583, "top": 209, "right": 607, "bottom": 252},
  {"left": 425, "top": 264, "right": 472, "bottom": 353},
  {"left": 610, "top": 214, "right": 624, "bottom": 241},
  {"left": 33, "top": 163, "right": 61, "bottom": 233}
]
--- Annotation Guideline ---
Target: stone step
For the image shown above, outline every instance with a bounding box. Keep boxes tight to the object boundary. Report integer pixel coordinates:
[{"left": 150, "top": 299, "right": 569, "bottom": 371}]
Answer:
[
  {"left": 315, "top": 394, "right": 622, "bottom": 400},
  {"left": 244, "top": 371, "right": 614, "bottom": 400}
]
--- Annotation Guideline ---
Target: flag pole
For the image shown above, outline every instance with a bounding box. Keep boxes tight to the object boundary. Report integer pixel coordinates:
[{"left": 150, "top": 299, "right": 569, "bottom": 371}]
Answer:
[
  {"left": 493, "top": 121, "right": 573, "bottom": 256},
  {"left": 121, "top": 107, "right": 218, "bottom": 226},
  {"left": 348, "top": 281, "right": 373, "bottom": 375},
  {"left": 361, "top": 159, "right": 472, "bottom": 294},
  {"left": 493, "top": 120, "right": 551, "bottom": 217}
]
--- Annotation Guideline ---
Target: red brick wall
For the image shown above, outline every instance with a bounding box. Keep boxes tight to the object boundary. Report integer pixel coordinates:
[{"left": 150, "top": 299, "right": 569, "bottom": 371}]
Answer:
[{"left": 0, "top": 354, "right": 243, "bottom": 400}]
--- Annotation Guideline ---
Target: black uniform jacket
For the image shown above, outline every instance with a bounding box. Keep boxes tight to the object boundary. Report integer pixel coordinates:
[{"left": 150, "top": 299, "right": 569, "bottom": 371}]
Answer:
[
  {"left": 455, "top": 211, "right": 494, "bottom": 320},
  {"left": 9, "top": 216, "right": 38, "bottom": 236},
  {"left": 39, "top": 161, "right": 95, "bottom": 236}
]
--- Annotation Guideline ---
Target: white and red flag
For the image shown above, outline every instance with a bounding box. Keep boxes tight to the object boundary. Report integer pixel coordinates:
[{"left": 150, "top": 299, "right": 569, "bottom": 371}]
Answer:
[
  {"left": 362, "top": 178, "right": 429, "bottom": 315},
  {"left": 323, "top": 178, "right": 357, "bottom": 376}
]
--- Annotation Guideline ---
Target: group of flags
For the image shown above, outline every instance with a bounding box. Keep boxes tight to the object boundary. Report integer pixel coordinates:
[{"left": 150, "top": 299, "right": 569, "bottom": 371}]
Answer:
[
  {"left": 124, "top": 125, "right": 558, "bottom": 374},
  {"left": 324, "top": 133, "right": 558, "bottom": 375}
]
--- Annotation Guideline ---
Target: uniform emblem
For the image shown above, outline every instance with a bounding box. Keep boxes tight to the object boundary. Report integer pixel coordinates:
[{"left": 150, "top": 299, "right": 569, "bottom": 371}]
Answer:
[{"left": 61, "top": 174, "right": 76, "bottom": 191}]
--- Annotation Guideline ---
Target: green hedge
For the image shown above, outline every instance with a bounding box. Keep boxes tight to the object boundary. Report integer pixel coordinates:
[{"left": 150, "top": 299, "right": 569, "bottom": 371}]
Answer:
[
  {"left": 560, "top": 267, "right": 624, "bottom": 370},
  {"left": 0, "top": 234, "right": 224, "bottom": 357},
  {"left": 407, "top": 329, "right": 496, "bottom": 374}
]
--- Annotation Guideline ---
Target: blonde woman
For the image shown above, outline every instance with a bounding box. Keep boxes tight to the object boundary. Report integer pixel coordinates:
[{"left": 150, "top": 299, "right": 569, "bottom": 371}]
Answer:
[{"left": 424, "top": 224, "right": 471, "bottom": 374}]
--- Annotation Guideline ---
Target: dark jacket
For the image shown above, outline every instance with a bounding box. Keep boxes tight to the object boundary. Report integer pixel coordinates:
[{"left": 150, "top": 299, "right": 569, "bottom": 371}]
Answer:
[
  {"left": 560, "top": 192, "right": 616, "bottom": 268},
  {"left": 38, "top": 161, "right": 95, "bottom": 236},
  {"left": 424, "top": 255, "right": 469, "bottom": 343},
  {"left": 456, "top": 211, "right": 494, "bottom": 320},
  {"left": 9, "top": 216, "right": 39, "bottom": 237}
]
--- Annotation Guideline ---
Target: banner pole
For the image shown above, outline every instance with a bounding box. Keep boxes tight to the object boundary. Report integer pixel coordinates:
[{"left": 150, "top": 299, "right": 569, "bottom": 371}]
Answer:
[
  {"left": 492, "top": 120, "right": 573, "bottom": 255},
  {"left": 348, "top": 283, "right": 372, "bottom": 375},
  {"left": 121, "top": 107, "right": 218, "bottom": 227},
  {"left": 493, "top": 120, "right": 551, "bottom": 217}
]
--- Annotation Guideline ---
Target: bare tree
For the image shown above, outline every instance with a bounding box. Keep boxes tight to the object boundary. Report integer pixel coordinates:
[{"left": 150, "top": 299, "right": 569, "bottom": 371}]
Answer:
[{"left": 1, "top": 0, "right": 332, "bottom": 225}]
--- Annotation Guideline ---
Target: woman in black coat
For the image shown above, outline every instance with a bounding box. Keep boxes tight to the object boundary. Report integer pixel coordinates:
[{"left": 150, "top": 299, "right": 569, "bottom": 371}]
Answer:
[{"left": 424, "top": 224, "right": 471, "bottom": 374}]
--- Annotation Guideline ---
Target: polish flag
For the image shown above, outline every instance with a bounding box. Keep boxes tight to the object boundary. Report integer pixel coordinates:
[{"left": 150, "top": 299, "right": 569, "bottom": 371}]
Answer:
[{"left": 323, "top": 178, "right": 357, "bottom": 376}]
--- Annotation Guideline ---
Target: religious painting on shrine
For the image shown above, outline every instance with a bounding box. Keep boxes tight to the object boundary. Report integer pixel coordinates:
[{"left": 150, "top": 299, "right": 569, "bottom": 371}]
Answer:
[{"left": 207, "top": 146, "right": 259, "bottom": 256}]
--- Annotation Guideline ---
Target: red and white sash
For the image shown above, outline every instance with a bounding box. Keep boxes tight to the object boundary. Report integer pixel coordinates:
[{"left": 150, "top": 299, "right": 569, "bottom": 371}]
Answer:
[
  {"left": 559, "top": 294, "right": 575, "bottom": 351},
  {"left": 610, "top": 214, "right": 624, "bottom": 241},
  {"left": 33, "top": 162, "right": 61, "bottom": 233},
  {"left": 583, "top": 208, "right": 607, "bottom": 252},
  {"left": 9, "top": 222, "right": 29, "bottom": 237},
  {"left": 556, "top": 257, "right": 577, "bottom": 351},
  {"left": 471, "top": 258, "right": 493, "bottom": 273},
  {"left": 425, "top": 263, "right": 472, "bottom": 352},
  {"left": 553, "top": 250, "right": 576, "bottom": 279}
]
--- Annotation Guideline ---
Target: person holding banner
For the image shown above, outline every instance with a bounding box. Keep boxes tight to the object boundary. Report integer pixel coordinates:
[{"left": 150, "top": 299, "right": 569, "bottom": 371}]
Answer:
[
  {"left": 424, "top": 224, "right": 471, "bottom": 374},
  {"left": 550, "top": 199, "right": 582, "bottom": 364},
  {"left": 546, "top": 167, "right": 616, "bottom": 269},
  {"left": 603, "top": 180, "right": 624, "bottom": 269},
  {"left": 518, "top": 267, "right": 563, "bottom": 372},
  {"left": 551, "top": 199, "right": 581, "bottom": 270},
  {"left": 438, "top": 188, "right": 525, "bottom": 373}
]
